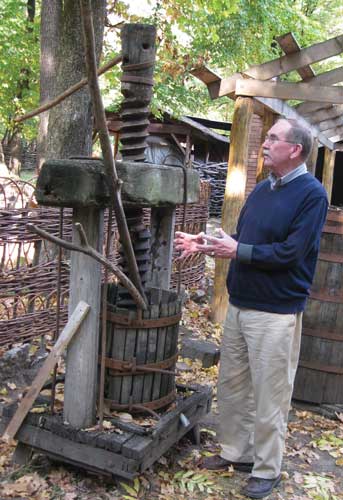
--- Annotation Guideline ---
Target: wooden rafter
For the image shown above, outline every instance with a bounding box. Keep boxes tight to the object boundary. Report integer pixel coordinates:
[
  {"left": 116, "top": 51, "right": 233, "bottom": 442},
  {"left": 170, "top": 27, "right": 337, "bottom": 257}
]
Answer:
[
  {"left": 192, "top": 67, "right": 334, "bottom": 149},
  {"left": 194, "top": 35, "right": 343, "bottom": 99},
  {"left": 275, "top": 32, "right": 315, "bottom": 80},
  {"left": 235, "top": 79, "right": 343, "bottom": 105},
  {"left": 296, "top": 102, "right": 334, "bottom": 115},
  {"left": 322, "top": 124, "right": 343, "bottom": 138},
  {"left": 307, "top": 105, "right": 343, "bottom": 124},
  {"left": 318, "top": 115, "right": 343, "bottom": 132}
]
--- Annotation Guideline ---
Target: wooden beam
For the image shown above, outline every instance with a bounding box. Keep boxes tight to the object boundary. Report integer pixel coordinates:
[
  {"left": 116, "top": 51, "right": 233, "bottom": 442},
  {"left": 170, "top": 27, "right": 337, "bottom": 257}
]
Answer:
[
  {"left": 307, "top": 105, "right": 343, "bottom": 124},
  {"left": 275, "top": 32, "right": 315, "bottom": 80},
  {"left": 236, "top": 79, "right": 343, "bottom": 105},
  {"left": 208, "top": 35, "right": 343, "bottom": 98},
  {"left": 245, "top": 35, "right": 343, "bottom": 80},
  {"left": 330, "top": 135, "right": 343, "bottom": 143},
  {"left": 296, "top": 102, "right": 333, "bottom": 115},
  {"left": 304, "top": 66, "right": 343, "bottom": 86},
  {"left": 190, "top": 66, "right": 221, "bottom": 99},
  {"left": 322, "top": 148, "right": 336, "bottom": 203},
  {"left": 212, "top": 97, "right": 254, "bottom": 323},
  {"left": 322, "top": 124, "right": 343, "bottom": 138},
  {"left": 318, "top": 115, "right": 343, "bottom": 132},
  {"left": 192, "top": 65, "right": 334, "bottom": 149},
  {"left": 2, "top": 301, "right": 90, "bottom": 442},
  {"left": 307, "top": 137, "right": 319, "bottom": 176}
]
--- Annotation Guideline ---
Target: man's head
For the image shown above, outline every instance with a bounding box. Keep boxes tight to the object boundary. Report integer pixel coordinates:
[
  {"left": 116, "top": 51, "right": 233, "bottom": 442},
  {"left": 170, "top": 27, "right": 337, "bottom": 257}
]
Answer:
[{"left": 262, "top": 118, "right": 313, "bottom": 177}]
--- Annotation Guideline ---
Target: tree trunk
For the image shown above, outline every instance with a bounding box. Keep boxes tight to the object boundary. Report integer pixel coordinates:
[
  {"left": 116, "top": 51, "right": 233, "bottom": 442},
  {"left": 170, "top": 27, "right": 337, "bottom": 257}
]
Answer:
[
  {"left": 37, "top": 0, "right": 62, "bottom": 171},
  {"left": 46, "top": 0, "right": 106, "bottom": 160}
]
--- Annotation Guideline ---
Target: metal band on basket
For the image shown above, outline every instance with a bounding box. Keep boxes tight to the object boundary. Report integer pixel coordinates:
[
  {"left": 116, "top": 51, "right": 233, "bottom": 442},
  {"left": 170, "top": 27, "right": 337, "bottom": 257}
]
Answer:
[
  {"left": 99, "top": 352, "right": 178, "bottom": 376},
  {"left": 104, "top": 389, "right": 176, "bottom": 414}
]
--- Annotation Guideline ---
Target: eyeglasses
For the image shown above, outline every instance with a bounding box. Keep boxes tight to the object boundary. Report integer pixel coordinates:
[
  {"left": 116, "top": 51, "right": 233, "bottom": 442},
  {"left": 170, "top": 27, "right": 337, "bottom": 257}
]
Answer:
[{"left": 263, "top": 135, "right": 297, "bottom": 144}]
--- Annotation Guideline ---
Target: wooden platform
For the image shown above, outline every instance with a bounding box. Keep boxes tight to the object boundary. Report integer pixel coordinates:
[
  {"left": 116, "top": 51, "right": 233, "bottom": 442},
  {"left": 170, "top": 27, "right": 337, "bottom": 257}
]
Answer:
[{"left": 0, "top": 384, "right": 212, "bottom": 480}]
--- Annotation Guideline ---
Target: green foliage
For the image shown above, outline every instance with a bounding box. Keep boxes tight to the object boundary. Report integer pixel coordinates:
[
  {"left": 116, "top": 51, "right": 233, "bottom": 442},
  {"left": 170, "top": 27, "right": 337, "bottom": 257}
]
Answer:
[
  {"left": 0, "top": 0, "right": 40, "bottom": 139},
  {"left": 0, "top": 0, "right": 342, "bottom": 140},
  {"left": 102, "top": 0, "right": 343, "bottom": 122}
]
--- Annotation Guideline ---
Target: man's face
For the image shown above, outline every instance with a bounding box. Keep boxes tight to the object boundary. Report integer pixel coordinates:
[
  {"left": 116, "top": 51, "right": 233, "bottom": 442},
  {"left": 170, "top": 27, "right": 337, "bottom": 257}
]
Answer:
[{"left": 262, "top": 121, "right": 300, "bottom": 176}]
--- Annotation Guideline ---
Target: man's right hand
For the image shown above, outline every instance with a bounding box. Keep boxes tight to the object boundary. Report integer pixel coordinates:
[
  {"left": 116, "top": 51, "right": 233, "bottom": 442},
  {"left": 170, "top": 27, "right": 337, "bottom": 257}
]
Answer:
[{"left": 174, "top": 231, "right": 206, "bottom": 259}]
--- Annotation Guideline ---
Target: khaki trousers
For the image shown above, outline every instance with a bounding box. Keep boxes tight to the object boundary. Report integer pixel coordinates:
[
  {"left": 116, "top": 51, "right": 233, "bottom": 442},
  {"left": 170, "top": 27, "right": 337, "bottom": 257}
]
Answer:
[{"left": 218, "top": 304, "right": 302, "bottom": 479}]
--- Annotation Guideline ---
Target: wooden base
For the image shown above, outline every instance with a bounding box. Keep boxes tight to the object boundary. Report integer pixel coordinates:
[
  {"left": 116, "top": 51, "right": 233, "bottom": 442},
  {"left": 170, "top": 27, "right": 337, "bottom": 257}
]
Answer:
[{"left": 1, "top": 385, "right": 211, "bottom": 480}]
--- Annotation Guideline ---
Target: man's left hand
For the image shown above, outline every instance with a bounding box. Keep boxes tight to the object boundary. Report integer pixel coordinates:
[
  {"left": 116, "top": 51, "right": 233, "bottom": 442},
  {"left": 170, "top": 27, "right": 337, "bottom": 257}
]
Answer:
[{"left": 196, "top": 228, "right": 238, "bottom": 259}]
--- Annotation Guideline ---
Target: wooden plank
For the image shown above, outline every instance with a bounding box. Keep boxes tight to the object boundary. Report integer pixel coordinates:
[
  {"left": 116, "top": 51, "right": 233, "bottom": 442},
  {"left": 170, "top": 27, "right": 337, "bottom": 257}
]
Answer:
[
  {"left": 322, "top": 125, "right": 343, "bottom": 138},
  {"left": 209, "top": 36, "right": 343, "bottom": 98},
  {"left": 64, "top": 207, "right": 103, "bottom": 429},
  {"left": 275, "top": 32, "right": 315, "bottom": 80},
  {"left": 244, "top": 35, "right": 343, "bottom": 81},
  {"left": 149, "top": 207, "right": 176, "bottom": 289},
  {"left": 13, "top": 424, "right": 139, "bottom": 478},
  {"left": 318, "top": 115, "right": 343, "bottom": 132},
  {"left": 305, "top": 66, "right": 343, "bottom": 86},
  {"left": 322, "top": 148, "right": 336, "bottom": 203},
  {"left": 2, "top": 301, "right": 90, "bottom": 442},
  {"left": 142, "top": 289, "right": 159, "bottom": 403},
  {"left": 307, "top": 105, "right": 343, "bottom": 124},
  {"left": 307, "top": 137, "right": 319, "bottom": 176},
  {"left": 296, "top": 102, "right": 334, "bottom": 115},
  {"left": 329, "top": 134, "right": 343, "bottom": 143},
  {"left": 190, "top": 66, "right": 221, "bottom": 99},
  {"left": 236, "top": 79, "right": 343, "bottom": 105},
  {"left": 192, "top": 66, "right": 334, "bottom": 149},
  {"left": 212, "top": 97, "right": 253, "bottom": 323}
]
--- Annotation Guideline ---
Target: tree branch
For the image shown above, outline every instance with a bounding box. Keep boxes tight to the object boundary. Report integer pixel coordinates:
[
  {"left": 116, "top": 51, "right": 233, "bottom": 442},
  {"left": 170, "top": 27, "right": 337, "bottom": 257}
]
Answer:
[
  {"left": 26, "top": 223, "right": 147, "bottom": 310},
  {"left": 14, "top": 54, "right": 122, "bottom": 124}
]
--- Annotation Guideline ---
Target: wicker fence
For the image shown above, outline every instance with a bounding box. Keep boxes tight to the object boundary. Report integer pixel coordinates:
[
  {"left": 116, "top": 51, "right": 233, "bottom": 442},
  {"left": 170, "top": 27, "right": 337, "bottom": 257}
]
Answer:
[{"left": 0, "top": 177, "right": 209, "bottom": 347}]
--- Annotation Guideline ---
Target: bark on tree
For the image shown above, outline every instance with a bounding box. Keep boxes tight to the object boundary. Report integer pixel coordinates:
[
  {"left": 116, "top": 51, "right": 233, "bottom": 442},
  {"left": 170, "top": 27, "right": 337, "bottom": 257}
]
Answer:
[
  {"left": 37, "top": 0, "right": 62, "bottom": 170},
  {"left": 46, "top": 0, "right": 106, "bottom": 160}
]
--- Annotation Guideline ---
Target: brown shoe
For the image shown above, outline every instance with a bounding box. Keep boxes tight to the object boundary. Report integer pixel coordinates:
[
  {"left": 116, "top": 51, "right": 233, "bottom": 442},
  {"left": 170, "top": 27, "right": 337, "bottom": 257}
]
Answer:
[{"left": 202, "top": 454, "right": 253, "bottom": 472}]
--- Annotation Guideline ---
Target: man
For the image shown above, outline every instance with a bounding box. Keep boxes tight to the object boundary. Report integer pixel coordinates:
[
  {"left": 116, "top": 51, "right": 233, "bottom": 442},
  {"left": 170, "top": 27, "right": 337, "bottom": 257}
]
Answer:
[{"left": 174, "top": 118, "right": 328, "bottom": 499}]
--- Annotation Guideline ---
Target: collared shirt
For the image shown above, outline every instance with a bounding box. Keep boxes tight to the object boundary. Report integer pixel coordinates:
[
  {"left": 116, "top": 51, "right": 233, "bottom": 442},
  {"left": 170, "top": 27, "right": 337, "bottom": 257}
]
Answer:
[{"left": 268, "top": 163, "right": 308, "bottom": 190}]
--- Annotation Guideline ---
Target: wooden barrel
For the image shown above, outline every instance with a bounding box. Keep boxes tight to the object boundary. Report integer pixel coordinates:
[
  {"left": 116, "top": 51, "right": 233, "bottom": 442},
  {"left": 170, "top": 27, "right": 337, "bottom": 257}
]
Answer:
[
  {"left": 101, "top": 286, "right": 183, "bottom": 413},
  {"left": 293, "top": 207, "right": 343, "bottom": 404}
]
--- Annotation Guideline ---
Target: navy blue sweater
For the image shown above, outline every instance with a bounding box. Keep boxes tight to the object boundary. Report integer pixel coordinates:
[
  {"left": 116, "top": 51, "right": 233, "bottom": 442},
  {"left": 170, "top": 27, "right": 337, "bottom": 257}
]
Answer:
[{"left": 227, "top": 173, "right": 328, "bottom": 313}]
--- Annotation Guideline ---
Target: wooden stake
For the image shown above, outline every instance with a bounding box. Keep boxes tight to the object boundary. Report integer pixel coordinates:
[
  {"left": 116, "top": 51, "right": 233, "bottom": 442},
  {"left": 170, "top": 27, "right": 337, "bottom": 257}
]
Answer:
[
  {"left": 2, "top": 301, "right": 90, "bottom": 442},
  {"left": 212, "top": 97, "right": 254, "bottom": 323},
  {"left": 307, "top": 137, "right": 319, "bottom": 176},
  {"left": 322, "top": 148, "right": 336, "bottom": 203}
]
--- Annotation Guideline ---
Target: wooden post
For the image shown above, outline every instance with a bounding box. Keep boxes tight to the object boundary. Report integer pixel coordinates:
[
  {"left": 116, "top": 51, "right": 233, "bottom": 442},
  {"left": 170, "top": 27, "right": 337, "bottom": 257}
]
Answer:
[
  {"left": 149, "top": 207, "right": 176, "bottom": 289},
  {"left": 64, "top": 208, "right": 103, "bottom": 428},
  {"left": 256, "top": 110, "right": 275, "bottom": 183},
  {"left": 322, "top": 147, "right": 336, "bottom": 203},
  {"left": 307, "top": 137, "right": 319, "bottom": 176},
  {"left": 212, "top": 97, "right": 254, "bottom": 323}
]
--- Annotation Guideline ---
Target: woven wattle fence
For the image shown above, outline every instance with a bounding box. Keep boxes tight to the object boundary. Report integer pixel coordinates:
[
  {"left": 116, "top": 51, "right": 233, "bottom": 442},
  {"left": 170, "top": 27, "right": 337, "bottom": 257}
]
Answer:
[{"left": 0, "top": 177, "right": 210, "bottom": 347}]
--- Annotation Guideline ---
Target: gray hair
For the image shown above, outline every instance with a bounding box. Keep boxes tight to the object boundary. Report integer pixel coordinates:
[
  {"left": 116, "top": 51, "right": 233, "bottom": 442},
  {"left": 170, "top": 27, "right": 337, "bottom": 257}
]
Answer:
[{"left": 278, "top": 118, "right": 313, "bottom": 161}]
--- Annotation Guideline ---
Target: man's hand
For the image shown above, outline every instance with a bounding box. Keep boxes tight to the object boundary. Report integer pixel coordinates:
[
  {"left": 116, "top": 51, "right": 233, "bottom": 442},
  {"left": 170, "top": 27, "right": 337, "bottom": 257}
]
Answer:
[
  {"left": 197, "top": 228, "right": 238, "bottom": 259},
  {"left": 174, "top": 231, "right": 206, "bottom": 259}
]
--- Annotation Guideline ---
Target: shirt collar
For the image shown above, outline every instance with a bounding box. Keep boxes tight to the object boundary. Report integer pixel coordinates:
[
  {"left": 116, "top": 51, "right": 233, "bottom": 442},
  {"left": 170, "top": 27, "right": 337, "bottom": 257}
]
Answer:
[{"left": 269, "top": 163, "right": 307, "bottom": 190}]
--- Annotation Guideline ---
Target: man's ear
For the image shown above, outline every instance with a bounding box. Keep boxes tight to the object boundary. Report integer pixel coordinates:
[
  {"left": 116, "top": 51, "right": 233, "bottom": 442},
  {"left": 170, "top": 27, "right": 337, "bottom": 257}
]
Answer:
[{"left": 290, "top": 143, "right": 303, "bottom": 160}]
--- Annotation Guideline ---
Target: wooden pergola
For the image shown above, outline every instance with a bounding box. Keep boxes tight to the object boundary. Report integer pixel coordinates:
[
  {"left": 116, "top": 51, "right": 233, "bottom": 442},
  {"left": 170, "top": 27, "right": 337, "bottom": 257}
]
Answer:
[{"left": 192, "top": 32, "right": 343, "bottom": 322}]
